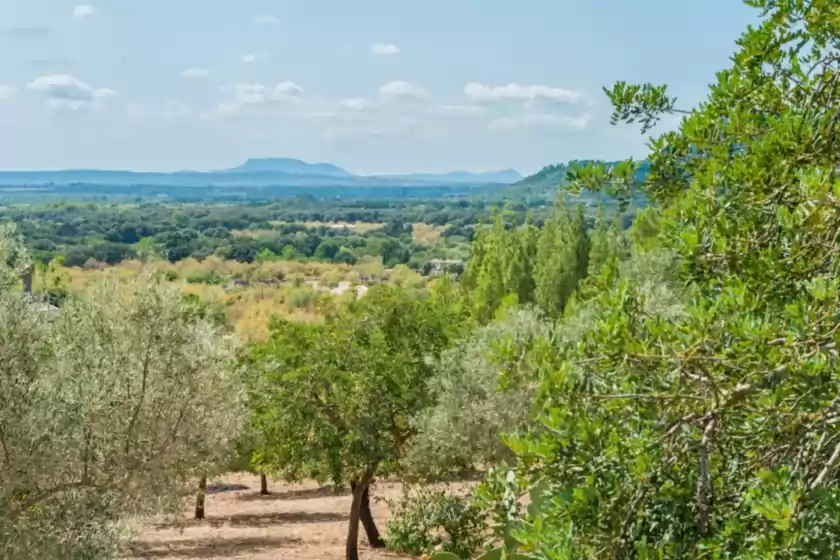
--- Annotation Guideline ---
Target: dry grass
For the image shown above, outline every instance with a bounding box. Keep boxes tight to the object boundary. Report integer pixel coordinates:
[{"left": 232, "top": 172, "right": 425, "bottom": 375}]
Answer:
[
  {"left": 412, "top": 223, "right": 448, "bottom": 245},
  {"left": 265, "top": 221, "right": 384, "bottom": 234},
  {"left": 123, "top": 474, "right": 415, "bottom": 560},
  {"left": 230, "top": 229, "right": 280, "bottom": 238},
  {"left": 57, "top": 257, "right": 426, "bottom": 342}
]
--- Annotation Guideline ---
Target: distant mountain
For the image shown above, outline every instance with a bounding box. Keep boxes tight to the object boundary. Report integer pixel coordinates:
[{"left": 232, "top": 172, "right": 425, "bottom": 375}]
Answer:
[
  {"left": 0, "top": 158, "right": 524, "bottom": 199},
  {"left": 381, "top": 169, "right": 522, "bottom": 184},
  {"left": 228, "top": 158, "right": 352, "bottom": 178}
]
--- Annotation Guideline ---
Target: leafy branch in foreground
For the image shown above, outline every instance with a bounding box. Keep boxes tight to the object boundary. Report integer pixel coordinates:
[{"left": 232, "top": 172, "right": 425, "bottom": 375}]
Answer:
[{"left": 496, "top": 0, "right": 840, "bottom": 557}]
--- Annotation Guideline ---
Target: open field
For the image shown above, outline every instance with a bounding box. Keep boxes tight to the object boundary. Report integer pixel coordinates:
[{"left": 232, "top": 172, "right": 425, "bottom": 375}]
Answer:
[
  {"left": 49, "top": 257, "right": 428, "bottom": 341},
  {"left": 124, "top": 474, "right": 414, "bottom": 560}
]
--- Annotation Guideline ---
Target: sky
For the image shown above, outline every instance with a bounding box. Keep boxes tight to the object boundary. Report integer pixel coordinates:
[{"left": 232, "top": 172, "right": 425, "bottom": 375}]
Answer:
[{"left": 0, "top": 0, "right": 759, "bottom": 175}]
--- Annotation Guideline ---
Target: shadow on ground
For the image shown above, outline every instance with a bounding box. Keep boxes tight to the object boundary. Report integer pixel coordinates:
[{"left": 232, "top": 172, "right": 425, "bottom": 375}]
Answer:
[
  {"left": 237, "top": 485, "right": 350, "bottom": 502},
  {"left": 206, "top": 483, "right": 250, "bottom": 495},
  {"left": 125, "top": 536, "right": 303, "bottom": 558},
  {"left": 151, "top": 511, "right": 349, "bottom": 530}
]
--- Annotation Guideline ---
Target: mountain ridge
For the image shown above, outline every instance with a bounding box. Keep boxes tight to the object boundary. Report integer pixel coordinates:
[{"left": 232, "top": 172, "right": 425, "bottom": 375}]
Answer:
[{"left": 0, "top": 158, "right": 523, "bottom": 187}]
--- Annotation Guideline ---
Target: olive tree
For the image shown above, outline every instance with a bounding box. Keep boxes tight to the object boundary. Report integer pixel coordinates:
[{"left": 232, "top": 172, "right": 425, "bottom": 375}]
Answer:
[
  {"left": 0, "top": 226, "right": 245, "bottom": 559},
  {"left": 404, "top": 306, "right": 551, "bottom": 480}
]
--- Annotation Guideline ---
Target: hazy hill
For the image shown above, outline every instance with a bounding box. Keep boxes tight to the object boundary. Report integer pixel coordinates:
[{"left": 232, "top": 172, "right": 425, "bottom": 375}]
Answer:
[
  {"left": 0, "top": 158, "right": 522, "bottom": 190},
  {"left": 228, "top": 158, "right": 353, "bottom": 178}
]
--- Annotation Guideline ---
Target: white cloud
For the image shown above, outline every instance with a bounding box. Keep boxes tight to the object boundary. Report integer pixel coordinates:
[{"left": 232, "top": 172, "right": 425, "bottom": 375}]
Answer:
[
  {"left": 379, "top": 80, "right": 428, "bottom": 100},
  {"left": 488, "top": 112, "right": 589, "bottom": 131},
  {"left": 465, "top": 82, "right": 581, "bottom": 104},
  {"left": 340, "top": 98, "right": 372, "bottom": 111},
  {"left": 73, "top": 5, "right": 95, "bottom": 19},
  {"left": 27, "top": 74, "right": 115, "bottom": 111},
  {"left": 371, "top": 43, "right": 400, "bottom": 56},
  {"left": 241, "top": 51, "right": 271, "bottom": 64},
  {"left": 207, "top": 81, "right": 304, "bottom": 120},
  {"left": 0, "top": 86, "right": 14, "bottom": 102},
  {"left": 274, "top": 81, "right": 304, "bottom": 98},
  {"left": 182, "top": 68, "right": 210, "bottom": 79},
  {"left": 253, "top": 14, "right": 281, "bottom": 26}
]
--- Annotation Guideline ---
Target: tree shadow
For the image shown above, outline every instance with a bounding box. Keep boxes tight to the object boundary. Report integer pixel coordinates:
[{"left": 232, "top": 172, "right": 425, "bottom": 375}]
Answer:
[
  {"left": 152, "top": 511, "right": 349, "bottom": 530},
  {"left": 237, "top": 485, "right": 350, "bottom": 502},
  {"left": 206, "top": 483, "right": 250, "bottom": 495},
  {"left": 125, "top": 536, "right": 303, "bottom": 558}
]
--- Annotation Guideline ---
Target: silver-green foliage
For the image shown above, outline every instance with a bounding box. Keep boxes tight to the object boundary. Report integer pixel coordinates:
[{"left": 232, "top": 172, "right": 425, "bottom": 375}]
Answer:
[
  {"left": 404, "top": 306, "right": 551, "bottom": 479},
  {"left": 0, "top": 228, "right": 245, "bottom": 559}
]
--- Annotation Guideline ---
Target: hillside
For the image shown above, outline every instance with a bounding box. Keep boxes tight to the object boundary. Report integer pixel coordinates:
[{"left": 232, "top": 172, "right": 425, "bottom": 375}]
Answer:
[{"left": 494, "top": 159, "right": 652, "bottom": 207}]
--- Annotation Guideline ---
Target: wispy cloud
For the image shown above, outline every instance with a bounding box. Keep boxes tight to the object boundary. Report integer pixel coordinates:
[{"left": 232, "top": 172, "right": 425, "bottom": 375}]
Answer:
[
  {"left": 489, "top": 112, "right": 589, "bottom": 131},
  {"left": 379, "top": 80, "right": 428, "bottom": 100},
  {"left": 182, "top": 68, "right": 210, "bottom": 79},
  {"left": 370, "top": 43, "right": 400, "bottom": 56},
  {"left": 206, "top": 81, "right": 305, "bottom": 119},
  {"left": 340, "top": 98, "right": 372, "bottom": 111},
  {"left": 27, "top": 74, "right": 116, "bottom": 111},
  {"left": 241, "top": 51, "right": 271, "bottom": 64},
  {"left": 465, "top": 82, "right": 581, "bottom": 104},
  {"left": 73, "top": 5, "right": 96, "bottom": 19},
  {"left": 0, "top": 86, "right": 14, "bottom": 102},
  {"left": 253, "top": 14, "right": 281, "bottom": 26}
]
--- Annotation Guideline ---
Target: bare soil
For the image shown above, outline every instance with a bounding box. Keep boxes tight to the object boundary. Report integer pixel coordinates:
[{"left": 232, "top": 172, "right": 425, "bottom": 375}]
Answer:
[{"left": 124, "top": 473, "right": 414, "bottom": 560}]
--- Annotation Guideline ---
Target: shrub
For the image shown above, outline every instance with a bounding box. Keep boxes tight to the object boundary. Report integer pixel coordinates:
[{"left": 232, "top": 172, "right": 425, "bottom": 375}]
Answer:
[{"left": 384, "top": 487, "right": 486, "bottom": 558}]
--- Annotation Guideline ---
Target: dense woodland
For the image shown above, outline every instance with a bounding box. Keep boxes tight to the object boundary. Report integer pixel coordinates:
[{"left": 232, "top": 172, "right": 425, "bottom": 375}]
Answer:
[
  {"left": 0, "top": 166, "right": 641, "bottom": 270},
  {"left": 3, "top": 2, "right": 840, "bottom": 559}
]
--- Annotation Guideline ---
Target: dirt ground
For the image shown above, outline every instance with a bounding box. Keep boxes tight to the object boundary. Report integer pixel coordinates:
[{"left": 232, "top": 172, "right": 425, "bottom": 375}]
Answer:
[{"left": 124, "top": 473, "right": 414, "bottom": 560}]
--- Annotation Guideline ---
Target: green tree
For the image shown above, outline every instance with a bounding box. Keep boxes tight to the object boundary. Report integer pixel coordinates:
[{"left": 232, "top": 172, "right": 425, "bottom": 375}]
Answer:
[
  {"left": 533, "top": 195, "right": 590, "bottom": 318},
  {"left": 248, "top": 286, "right": 462, "bottom": 560},
  {"left": 501, "top": 1, "right": 840, "bottom": 557},
  {"left": 471, "top": 217, "right": 509, "bottom": 323},
  {"left": 504, "top": 217, "right": 539, "bottom": 307}
]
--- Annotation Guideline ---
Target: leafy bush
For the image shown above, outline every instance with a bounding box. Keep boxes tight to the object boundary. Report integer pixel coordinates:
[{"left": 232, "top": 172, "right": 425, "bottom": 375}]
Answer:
[{"left": 384, "top": 487, "right": 486, "bottom": 558}]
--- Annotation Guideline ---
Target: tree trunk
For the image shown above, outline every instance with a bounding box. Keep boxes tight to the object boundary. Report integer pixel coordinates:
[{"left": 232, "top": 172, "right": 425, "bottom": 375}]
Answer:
[
  {"left": 194, "top": 475, "right": 207, "bottom": 520},
  {"left": 350, "top": 479, "right": 385, "bottom": 548},
  {"left": 260, "top": 472, "right": 269, "bottom": 495},
  {"left": 346, "top": 467, "right": 375, "bottom": 560}
]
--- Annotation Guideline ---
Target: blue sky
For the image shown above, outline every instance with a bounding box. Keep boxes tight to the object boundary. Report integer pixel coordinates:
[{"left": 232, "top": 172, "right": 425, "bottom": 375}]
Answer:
[{"left": 0, "top": 0, "right": 758, "bottom": 174}]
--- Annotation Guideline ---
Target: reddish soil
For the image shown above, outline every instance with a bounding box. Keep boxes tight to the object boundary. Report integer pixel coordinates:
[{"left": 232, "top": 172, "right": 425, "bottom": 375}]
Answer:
[{"left": 124, "top": 473, "right": 414, "bottom": 560}]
